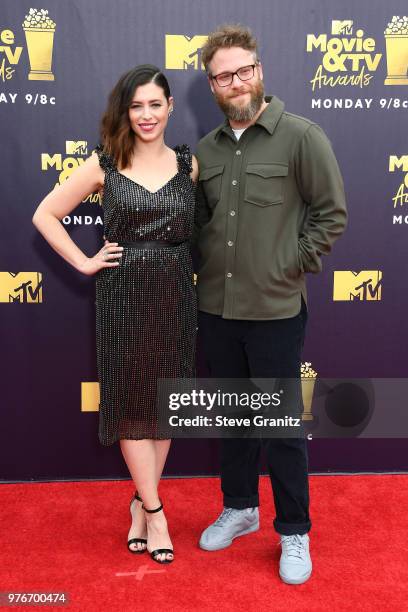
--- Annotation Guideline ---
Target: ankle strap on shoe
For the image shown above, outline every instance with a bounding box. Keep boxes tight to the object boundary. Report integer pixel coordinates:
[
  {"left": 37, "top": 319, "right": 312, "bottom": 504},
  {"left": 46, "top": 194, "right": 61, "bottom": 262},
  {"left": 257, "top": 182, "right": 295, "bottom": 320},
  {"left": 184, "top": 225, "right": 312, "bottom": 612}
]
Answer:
[
  {"left": 142, "top": 500, "right": 163, "bottom": 513},
  {"left": 134, "top": 491, "right": 143, "bottom": 503}
]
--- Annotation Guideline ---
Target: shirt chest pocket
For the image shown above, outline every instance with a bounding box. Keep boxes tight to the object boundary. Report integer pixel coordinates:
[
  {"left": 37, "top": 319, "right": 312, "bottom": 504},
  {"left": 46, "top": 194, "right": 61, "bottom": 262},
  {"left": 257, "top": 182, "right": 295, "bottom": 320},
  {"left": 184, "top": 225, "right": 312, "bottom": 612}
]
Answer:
[
  {"left": 199, "top": 164, "right": 224, "bottom": 208},
  {"left": 244, "top": 163, "right": 288, "bottom": 206}
]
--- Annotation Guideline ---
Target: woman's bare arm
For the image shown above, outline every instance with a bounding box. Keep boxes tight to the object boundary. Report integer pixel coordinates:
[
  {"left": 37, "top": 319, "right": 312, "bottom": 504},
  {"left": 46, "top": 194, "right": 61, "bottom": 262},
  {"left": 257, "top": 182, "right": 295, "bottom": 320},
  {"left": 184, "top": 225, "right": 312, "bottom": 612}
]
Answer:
[
  {"left": 32, "top": 152, "right": 122, "bottom": 275},
  {"left": 190, "top": 154, "right": 199, "bottom": 183}
]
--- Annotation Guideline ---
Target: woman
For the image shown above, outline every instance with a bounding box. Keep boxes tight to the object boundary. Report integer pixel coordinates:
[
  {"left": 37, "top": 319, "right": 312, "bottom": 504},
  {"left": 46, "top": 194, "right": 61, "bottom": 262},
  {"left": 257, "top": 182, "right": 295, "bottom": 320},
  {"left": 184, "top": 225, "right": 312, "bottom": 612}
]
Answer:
[{"left": 32, "top": 64, "right": 198, "bottom": 564}]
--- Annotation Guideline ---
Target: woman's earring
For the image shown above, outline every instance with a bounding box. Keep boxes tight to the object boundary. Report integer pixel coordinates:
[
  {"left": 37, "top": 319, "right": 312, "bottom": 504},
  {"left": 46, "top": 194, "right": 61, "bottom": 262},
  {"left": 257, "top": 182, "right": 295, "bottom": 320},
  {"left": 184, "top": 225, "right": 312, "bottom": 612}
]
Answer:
[{"left": 168, "top": 108, "right": 173, "bottom": 117}]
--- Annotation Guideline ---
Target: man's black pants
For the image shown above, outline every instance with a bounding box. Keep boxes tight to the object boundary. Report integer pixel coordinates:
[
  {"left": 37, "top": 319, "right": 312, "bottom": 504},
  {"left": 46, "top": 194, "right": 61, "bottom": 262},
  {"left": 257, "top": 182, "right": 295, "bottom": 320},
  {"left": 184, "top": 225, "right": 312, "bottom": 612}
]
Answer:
[{"left": 198, "top": 298, "right": 311, "bottom": 536}]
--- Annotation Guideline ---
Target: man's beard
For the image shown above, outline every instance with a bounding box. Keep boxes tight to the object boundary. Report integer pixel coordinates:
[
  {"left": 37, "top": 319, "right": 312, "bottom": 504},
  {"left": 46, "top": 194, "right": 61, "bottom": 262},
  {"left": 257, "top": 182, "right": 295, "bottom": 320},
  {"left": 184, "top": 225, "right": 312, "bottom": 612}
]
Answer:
[{"left": 214, "top": 80, "right": 265, "bottom": 122}]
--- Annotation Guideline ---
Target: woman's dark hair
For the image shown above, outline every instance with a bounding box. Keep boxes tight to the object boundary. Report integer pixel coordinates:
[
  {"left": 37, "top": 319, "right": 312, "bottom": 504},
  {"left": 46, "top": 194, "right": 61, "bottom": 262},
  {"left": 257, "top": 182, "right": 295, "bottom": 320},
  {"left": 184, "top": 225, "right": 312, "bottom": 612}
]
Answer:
[{"left": 100, "top": 64, "right": 171, "bottom": 169}]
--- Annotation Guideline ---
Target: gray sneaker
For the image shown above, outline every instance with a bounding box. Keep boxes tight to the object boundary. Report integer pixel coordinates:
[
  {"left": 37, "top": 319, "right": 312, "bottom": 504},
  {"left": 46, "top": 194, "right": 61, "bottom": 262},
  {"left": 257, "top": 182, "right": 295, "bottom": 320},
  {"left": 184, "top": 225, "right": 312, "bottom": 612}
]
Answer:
[
  {"left": 279, "top": 533, "right": 312, "bottom": 584},
  {"left": 199, "top": 507, "right": 259, "bottom": 551}
]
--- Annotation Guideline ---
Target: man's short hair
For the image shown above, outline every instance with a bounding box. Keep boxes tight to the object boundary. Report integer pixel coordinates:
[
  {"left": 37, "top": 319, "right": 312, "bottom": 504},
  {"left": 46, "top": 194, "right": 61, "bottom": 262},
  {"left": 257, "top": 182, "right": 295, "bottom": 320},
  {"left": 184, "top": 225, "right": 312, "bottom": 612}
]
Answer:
[{"left": 201, "top": 24, "right": 259, "bottom": 73}]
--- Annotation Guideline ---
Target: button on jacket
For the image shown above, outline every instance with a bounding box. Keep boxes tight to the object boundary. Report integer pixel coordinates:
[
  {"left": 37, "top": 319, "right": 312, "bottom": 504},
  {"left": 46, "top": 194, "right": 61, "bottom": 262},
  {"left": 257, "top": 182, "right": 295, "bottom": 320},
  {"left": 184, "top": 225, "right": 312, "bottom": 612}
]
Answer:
[{"left": 194, "top": 95, "right": 347, "bottom": 320}]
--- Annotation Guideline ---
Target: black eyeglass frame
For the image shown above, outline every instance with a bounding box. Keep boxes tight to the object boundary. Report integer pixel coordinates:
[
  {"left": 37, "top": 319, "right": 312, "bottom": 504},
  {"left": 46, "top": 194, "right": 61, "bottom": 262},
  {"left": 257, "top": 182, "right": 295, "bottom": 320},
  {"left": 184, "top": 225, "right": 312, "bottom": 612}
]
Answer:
[{"left": 209, "top": 62, "right": 260, "bottom": 87}]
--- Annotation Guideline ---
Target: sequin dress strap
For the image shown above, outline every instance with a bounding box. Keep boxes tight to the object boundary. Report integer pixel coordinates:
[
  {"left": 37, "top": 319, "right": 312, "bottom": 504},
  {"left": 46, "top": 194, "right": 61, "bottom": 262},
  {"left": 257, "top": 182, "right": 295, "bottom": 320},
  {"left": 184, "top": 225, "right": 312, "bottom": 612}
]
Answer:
[
  {"left": 94, "top": 143, "right": 116, "bottom": 173},
  {"left": 174, "top": 144, "right": 193, "bottom": 175}
]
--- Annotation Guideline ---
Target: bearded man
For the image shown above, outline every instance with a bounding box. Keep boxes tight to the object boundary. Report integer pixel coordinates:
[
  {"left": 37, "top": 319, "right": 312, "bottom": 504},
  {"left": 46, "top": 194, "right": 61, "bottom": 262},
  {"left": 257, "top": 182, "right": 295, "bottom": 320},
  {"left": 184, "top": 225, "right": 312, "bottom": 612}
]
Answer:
[{"left": 194, "top": 24, "right": 347, "bottom": 584}]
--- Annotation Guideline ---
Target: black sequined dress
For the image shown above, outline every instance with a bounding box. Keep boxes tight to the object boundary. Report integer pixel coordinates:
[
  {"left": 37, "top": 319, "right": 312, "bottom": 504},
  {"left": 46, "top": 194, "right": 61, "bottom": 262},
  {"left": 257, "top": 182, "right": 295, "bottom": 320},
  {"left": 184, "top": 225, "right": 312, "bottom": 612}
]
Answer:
[{"left": 94, "top": 144, "right": 197, "bottom": 445}]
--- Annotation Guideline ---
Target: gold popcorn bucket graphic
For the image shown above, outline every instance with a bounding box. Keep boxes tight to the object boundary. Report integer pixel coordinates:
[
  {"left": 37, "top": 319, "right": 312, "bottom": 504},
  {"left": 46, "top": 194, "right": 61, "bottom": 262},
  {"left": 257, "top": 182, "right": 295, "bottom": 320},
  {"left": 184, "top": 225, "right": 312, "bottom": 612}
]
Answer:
[
  {"left": 301, "top": 362, "right": 317, "bottom": 421},
  {"left": 23, "top": 26, "right": 55, "bottom": 80},
  {"left": 384, "top": 35, "right": 408, "bottom": 84},
  {"left": 301, "top": 378, "right": 316, "bottom": 421},
  {"left": 22, "top": 9, "right": 56, "bottom": 81}
]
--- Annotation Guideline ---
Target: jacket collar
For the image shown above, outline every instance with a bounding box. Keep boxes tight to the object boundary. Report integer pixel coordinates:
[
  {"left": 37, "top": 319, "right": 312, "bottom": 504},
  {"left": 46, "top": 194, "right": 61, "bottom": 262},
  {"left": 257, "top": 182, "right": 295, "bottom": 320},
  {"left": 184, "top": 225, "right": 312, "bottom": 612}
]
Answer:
[{"left": 214, "top": 95, "right": 285, "bottom": 141}]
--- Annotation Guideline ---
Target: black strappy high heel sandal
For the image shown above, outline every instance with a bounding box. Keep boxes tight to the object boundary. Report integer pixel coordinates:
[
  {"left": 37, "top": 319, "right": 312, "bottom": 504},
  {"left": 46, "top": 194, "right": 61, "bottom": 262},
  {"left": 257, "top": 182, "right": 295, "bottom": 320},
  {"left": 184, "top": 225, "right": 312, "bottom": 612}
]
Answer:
[
  {"left": 142, "top": 500, "right": 174, "bottom": 564},
  {"left": 127, "top": 491, "right": 147, "bottom": 554}
]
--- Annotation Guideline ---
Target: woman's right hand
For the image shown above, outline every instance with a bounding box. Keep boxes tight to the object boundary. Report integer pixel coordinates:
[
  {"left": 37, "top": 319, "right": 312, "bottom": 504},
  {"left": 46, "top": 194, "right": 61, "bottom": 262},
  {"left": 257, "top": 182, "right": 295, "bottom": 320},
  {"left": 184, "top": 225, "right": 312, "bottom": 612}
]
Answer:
[{"left": 79, "top": 241, "right": 123, "bottom": 276}]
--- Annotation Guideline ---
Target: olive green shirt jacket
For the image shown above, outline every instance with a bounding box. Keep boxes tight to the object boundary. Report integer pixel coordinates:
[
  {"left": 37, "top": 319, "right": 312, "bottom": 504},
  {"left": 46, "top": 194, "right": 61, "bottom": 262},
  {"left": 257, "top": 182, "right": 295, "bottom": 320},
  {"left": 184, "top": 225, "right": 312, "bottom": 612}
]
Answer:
[{"left": 194, "top": 95, "right": 347, "bottom": 320}]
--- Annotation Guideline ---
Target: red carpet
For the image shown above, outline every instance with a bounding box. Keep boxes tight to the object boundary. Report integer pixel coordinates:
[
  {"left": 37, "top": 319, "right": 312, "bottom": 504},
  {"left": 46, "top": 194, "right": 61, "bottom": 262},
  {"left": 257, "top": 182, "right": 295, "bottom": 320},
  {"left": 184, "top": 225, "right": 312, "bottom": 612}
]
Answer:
[{"left": 1, "top": 475, "right": 408, "bottom": 611}]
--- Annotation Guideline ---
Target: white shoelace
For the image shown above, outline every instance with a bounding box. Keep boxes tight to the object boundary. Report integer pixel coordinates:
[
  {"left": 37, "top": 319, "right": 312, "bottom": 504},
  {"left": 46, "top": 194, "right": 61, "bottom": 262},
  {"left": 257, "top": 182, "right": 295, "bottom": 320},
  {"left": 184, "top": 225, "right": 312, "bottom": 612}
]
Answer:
[
  {"left": 213, "top": 507, "right": 241, "bottom": 527},
  {"left": 280, "top": 534, "right": 307, "bottom": 560}
]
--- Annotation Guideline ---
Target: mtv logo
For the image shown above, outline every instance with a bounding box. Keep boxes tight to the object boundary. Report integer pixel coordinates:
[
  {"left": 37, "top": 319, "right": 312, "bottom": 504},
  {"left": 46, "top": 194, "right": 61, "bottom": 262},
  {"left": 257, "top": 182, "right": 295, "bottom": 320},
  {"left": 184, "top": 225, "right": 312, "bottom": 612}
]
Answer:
[
  {"left": 333, "top": 271, "right": 382, "bottom": 301},
  {"left": 81, "top": 382, "right": 100, "bottom": 412},
  {"left": 0, "top": 272, "right": 43, "bottom": 303},
  {"left": 165, "top": 35, "right": 208, "bottom": 70},
  {"left": 331, "top": 20, "right": 353, "bottom": 35},
  {"left": 66, "top": 141, "right": 88, "bottom": 155}
]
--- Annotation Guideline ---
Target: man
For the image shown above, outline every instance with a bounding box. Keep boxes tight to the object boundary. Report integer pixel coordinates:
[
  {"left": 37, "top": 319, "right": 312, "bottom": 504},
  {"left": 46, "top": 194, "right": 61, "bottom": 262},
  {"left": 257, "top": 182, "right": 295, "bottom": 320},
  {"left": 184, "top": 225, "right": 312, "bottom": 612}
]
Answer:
[{"left": 194, "top": 24, "right": 347, "bottom": 585}]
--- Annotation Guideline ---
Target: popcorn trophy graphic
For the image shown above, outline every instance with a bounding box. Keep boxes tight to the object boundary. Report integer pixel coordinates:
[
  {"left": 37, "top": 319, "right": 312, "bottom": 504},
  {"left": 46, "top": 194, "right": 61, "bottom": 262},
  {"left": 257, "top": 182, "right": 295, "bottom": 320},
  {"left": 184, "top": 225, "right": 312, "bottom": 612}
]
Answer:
[
  {"left": 301, "top": 362, "right": 317, "bottom": 421},
  {"left": 22, "top": 8, "right": 56, "bottom": 81},
  {"left": 384, "top": 16, "right": 408, "bottom": 85}
]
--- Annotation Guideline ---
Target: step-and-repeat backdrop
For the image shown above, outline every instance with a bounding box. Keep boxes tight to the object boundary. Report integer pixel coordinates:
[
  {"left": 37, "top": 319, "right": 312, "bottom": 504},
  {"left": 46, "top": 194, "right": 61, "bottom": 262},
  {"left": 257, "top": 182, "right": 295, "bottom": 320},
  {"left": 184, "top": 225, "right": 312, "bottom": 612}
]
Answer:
[{"left": 1, "top": 0, "right": 408, "bottom": 480}]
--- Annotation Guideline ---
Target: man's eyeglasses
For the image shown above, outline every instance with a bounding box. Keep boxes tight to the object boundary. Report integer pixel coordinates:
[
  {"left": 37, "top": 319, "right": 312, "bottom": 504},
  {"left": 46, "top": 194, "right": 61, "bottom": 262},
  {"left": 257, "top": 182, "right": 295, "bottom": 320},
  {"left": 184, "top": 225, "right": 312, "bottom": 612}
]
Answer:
[{"left": 210, "top": 63, "right": 259, "bottom": 87}]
